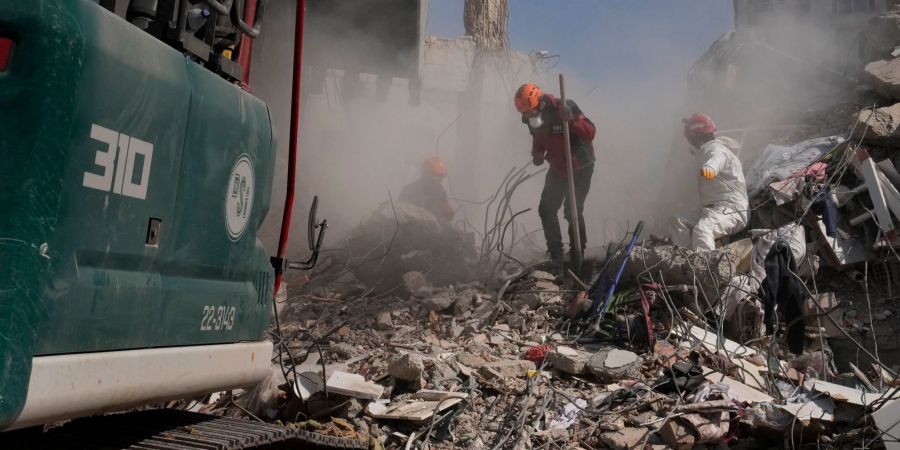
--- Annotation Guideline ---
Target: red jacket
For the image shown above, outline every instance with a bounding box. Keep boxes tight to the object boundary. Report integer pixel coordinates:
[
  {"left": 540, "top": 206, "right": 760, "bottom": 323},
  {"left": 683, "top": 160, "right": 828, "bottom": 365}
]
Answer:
[{"left": 530, "top": 94, "right": 596, "bottom": 178}]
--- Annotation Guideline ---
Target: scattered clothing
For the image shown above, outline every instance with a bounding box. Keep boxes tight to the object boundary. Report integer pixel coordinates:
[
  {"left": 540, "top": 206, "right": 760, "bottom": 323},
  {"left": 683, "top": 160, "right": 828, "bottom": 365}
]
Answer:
[
  {"left": 760, "top": 240, "right": 805, "bottom": 355},
  {"left": 745, "top": 136, "right": 844, "bottom": 197},
  {"left": 811, "top": 186, "right": 838, "bottom": 238}
]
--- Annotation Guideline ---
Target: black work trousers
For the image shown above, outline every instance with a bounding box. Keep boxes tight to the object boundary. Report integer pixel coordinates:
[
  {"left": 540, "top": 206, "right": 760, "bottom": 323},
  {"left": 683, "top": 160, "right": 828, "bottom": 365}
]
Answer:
[{"left": 538, "top": 164, "right": 593, "bottom": 257}]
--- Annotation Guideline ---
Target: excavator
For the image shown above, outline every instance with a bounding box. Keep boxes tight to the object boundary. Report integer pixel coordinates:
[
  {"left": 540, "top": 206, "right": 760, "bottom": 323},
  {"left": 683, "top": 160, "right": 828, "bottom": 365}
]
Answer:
[{"left": 0, "top": 0, "right": 415, "bottom": 448}]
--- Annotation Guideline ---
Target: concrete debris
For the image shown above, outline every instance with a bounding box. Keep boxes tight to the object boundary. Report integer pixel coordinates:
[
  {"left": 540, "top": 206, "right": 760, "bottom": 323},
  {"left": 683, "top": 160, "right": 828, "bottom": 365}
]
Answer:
[
  {"left": 855, "top": 103, "right": 900, "bottom": 145},
  {"left": 208, "top": 17, "right": 900, "bottom": 448},
  {"left": 388, "top": 353, "right": 425, "bottom": 382},
  {"left": 421, "top": 292, "right": 455, "bottom": 312},
  {"left": 373, "top": 311, "right": 393, "bottom": 331},
  {"left": 325, "top": 371, "right": 385, "bottom": 401},
  {"left": 866, "top": 58, "right": 900, "bottom": 101},
  {"left": 477, "top": 359, "right": 535, "bottom": 380},
  {"left": 209, "top": 246, "right": 900, "bottom": 449},
  {"left": 546, "top": 346, "right": 590, "bottom": 375},
  {"left": 659, "top": 417, "right": 696, "bottom": 450},
  {"left": 598, "top": 426, "right": 648, "bottom": 450},
  {"left": 401, "top": 271, "right": 430, "bottom": 296},
  {"left": 586, "top": 348, "right": 642, "bottom": 382}
]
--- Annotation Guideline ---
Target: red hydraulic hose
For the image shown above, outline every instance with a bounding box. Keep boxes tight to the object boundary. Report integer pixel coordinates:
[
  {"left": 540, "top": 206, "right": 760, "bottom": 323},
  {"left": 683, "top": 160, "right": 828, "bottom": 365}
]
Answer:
[
  {"left": 237, "top": 0, "right": 258, "bottom": 90},
  {"left": 273, "top": 0, "right": 305, "bottom": 297}
]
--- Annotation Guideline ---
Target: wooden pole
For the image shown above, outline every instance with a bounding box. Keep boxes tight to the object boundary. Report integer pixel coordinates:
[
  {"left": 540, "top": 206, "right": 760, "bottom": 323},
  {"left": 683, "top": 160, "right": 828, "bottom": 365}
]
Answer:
[{"left": 558, "top": 73, "right": 582, "bottom": 267}]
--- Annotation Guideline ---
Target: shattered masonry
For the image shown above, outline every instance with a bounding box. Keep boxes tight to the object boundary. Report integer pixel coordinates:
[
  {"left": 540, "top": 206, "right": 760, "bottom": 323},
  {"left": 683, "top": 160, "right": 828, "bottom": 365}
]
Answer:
[{"left": 172, "top": 6, "right": 900, "bottom": 450}]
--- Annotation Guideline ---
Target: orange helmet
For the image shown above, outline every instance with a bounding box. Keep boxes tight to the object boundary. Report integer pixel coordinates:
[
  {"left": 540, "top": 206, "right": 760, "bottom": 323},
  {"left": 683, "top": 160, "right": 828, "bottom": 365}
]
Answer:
[
  {"left": 424, "top": 156, "right": 448, "bottom": 177},
  {"left": 514, "top": 83, "right": 542, "bottom": 113}
]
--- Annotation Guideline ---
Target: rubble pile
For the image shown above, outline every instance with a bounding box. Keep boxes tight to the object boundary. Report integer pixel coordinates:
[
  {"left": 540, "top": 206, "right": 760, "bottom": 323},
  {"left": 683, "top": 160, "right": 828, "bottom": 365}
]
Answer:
[
  {"left": 171, "top": 249, "right": 895, "bottom": 450},
  {"left": 340, "top": 202, "right": 478, "bottom": 294},
  {"left": 178, "top": 10, "right": 900, "bottom": 450}
]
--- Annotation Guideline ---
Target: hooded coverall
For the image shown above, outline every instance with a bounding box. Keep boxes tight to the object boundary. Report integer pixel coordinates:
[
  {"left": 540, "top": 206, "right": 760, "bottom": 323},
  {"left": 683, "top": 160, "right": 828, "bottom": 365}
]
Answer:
[
  {"left": 673, "top": 137, "right": 749, "bottom": 252},
  {"left": 529, "top": 94, "right": 596, "bottom": 258}
]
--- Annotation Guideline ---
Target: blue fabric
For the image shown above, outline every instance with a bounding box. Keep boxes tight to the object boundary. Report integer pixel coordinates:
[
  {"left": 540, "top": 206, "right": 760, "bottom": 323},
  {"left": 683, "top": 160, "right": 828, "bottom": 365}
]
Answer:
[{"left": 812, "top": 187, "right": 838, "bottom": 238}]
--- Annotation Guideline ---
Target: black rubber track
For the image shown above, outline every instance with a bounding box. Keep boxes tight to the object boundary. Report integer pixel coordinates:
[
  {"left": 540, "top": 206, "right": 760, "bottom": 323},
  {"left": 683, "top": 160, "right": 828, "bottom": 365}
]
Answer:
[{"left": 0, "top": 409, "right": 369, "bottom": 450}]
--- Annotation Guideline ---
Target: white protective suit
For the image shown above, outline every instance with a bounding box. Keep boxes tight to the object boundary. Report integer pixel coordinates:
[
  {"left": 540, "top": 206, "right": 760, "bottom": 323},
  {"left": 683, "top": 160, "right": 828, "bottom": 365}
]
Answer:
[{"left": 673, "top": 137, "right": 750, "bottom": 252}]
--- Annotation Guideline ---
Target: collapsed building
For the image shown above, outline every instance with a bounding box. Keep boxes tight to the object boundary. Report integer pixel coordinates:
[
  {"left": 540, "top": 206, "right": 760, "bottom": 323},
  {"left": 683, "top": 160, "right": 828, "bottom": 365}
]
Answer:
[{"left": 173, "top": 2, "right": 900, "bottom": 450}]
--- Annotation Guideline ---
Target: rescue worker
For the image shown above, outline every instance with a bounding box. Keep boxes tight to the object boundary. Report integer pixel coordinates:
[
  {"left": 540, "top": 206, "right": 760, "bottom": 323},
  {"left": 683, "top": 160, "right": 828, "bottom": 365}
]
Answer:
[
  {"left": 399, "top": 156, "right": 455, "bottom": 222},
  {"left": 673, "top": 113, "right": 749, "bottom": 252},
  {"left": 514, "top": 83, "right": 596, "bottom": 261}
]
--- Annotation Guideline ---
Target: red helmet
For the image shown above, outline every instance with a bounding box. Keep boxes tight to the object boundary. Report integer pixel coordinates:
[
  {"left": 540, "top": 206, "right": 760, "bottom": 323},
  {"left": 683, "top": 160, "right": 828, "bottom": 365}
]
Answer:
[
  {"left": 424, "top": 156, "right": 447, "bottom": 177},
  {"left": 682, "top": 113, "right": 716, "bottom": 136}
]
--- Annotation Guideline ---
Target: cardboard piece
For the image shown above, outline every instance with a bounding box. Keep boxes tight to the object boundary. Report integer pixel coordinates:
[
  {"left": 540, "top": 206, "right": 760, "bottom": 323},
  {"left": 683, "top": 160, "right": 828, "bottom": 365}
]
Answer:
[{"left": 326, "top": 371, "right": 385, "bottom": 400}]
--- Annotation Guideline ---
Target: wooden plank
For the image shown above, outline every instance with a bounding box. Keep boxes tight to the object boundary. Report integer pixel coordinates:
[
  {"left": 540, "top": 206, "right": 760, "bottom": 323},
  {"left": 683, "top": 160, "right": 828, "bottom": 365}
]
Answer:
[{"left": 366, "top": 398, "right": 463, "bottom": 423}]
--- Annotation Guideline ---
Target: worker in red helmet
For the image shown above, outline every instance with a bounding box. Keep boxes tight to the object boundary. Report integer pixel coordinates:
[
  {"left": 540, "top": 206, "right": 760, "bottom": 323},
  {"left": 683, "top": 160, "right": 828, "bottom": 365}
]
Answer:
[
  {"left": 399, "top": 156, "right": 455, "bottom": 222},
  {"left": 515, "top": 83, "right": 596, "bottom": 262},
  {"left": 672, "top": 114, "right": 749, "bottom": 252}
]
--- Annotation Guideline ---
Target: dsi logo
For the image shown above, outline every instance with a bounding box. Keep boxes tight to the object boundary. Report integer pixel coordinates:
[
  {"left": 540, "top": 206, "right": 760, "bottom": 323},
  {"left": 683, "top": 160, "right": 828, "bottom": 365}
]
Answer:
[{"left": 82, "top": 124, "right": 153, "bottom": 200}]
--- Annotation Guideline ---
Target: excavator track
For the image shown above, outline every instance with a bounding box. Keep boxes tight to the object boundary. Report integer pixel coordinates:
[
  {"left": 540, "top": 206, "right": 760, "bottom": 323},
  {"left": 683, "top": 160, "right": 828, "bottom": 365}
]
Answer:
[{"left": 0, "top": 409, "right": 369, "bottom": 450}]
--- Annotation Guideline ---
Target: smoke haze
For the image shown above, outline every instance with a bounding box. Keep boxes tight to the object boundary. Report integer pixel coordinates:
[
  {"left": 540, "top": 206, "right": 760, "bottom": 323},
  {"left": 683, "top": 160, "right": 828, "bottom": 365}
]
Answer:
[{"left": 251, "top": 1, "right": 751, "bottom": 261}]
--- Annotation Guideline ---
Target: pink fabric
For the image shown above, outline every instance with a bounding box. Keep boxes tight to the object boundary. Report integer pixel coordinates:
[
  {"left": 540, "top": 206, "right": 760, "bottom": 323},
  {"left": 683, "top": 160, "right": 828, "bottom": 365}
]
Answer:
[{"left": 794, "top": 162, "right": 827, "bottom": 181}]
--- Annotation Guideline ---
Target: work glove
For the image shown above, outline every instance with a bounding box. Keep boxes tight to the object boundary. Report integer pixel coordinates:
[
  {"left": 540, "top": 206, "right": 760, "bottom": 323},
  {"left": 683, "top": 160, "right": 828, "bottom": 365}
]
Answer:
[
  {"left": 701, "top": 166, "right": 716, "bottom": 181},
  {"left": 558, "top": 103, "right": 574, "bottom": 122},
  {"left": 532, "top": 154, "right": 545, "bottom": 166}
]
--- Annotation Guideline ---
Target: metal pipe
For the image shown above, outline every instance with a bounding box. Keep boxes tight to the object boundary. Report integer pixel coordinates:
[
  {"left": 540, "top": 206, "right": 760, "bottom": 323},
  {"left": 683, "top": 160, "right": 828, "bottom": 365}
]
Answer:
[
  {"left": 273, "top": 0, "right": 306, "bottom": 297},
  {"left": 201, "top": 0, "right": 233, "bottom": 15},
  {"left": 236, "top": 0, "right": 258, "bottom": 89},
  {"left": 558, "top": 73, "right": 582, "bottom": 268},
  {"left": 231, "top": 0, "right": 261, "bottom": 38}
]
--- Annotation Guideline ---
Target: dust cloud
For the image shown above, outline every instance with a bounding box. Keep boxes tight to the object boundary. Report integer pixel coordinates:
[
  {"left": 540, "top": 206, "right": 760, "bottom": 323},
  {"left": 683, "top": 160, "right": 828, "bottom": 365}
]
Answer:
[{"left": 250, "top": 1, "right": 747, "bottom": 260}]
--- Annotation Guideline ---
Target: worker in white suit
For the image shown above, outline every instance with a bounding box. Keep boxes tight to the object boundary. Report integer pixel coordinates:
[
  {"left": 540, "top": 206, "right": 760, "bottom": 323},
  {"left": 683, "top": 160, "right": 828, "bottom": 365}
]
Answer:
[{"left": 672, "top": 114, "right": 749, "bottom": 252}]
